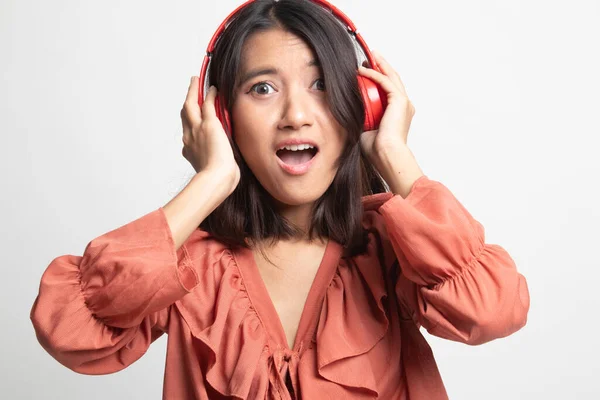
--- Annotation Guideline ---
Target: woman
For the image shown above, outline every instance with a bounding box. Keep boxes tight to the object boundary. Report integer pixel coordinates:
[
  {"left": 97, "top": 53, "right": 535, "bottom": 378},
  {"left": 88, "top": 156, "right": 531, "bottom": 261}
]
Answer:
[{"left": 30, "top": 0, "right": 530, "bottom": 398}]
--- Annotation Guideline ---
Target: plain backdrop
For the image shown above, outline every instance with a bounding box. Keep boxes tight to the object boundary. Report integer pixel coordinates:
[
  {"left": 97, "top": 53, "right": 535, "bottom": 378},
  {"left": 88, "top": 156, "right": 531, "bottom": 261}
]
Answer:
[{"left": 2, "top": 0, "right": 599, "bottom": 399}]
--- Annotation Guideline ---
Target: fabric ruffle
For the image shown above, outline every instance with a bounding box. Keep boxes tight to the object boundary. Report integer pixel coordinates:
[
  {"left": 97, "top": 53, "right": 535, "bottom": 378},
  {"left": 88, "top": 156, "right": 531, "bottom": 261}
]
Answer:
[
  {"left": 174, "top": 245, "right": 270, "bottom": 399},
  {"left": 314, "top": 254, "right": 389, "bottom": 397}
]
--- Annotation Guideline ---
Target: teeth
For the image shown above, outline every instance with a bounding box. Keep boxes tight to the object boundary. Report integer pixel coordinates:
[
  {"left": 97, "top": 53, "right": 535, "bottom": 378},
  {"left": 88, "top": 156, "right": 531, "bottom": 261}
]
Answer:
[{"left": 280, "top": 144, "right": 315, "bottom": 151}]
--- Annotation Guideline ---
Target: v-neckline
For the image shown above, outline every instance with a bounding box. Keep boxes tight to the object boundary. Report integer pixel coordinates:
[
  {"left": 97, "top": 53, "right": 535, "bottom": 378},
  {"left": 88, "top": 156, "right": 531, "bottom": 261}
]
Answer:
[{"left": 234, "top": 239, "right": 343, "bottom": 352}]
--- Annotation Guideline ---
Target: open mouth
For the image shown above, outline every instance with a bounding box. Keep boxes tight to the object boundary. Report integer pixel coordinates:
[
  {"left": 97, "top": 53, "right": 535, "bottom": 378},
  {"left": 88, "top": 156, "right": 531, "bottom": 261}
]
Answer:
[{"left": 276, "top": 145, "right": 319, "bottom": 166}]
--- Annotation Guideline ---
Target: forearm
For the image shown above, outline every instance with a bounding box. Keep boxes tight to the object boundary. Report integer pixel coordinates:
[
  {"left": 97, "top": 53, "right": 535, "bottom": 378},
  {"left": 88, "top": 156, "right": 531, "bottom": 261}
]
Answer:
[
  {"left": 163, "top": 170, "right": 237, "bottom": 250},
  {"left": 376, "top": 145, "right": 425, "bottom": 198}
]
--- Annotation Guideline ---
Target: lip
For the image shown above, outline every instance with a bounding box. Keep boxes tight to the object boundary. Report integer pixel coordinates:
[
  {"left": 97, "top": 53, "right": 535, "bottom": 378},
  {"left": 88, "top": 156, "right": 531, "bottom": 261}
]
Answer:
[{"left": 276, "top": 151, "right": 318, "bottom": 176}]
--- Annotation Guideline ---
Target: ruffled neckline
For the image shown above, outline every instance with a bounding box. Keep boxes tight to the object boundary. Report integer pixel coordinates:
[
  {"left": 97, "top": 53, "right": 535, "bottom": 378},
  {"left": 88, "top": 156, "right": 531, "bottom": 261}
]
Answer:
[
  {"left": 232, "top": 239, "right": 344, "bottom": 352},
  {"left": 173, "top": 212, "right": 398, "bottom": 398}
]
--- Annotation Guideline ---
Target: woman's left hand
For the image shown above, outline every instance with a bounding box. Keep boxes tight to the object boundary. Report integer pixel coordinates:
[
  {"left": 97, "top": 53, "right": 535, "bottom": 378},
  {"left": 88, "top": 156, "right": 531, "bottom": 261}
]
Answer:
[
  {"left": 358, "top": 51, "right": 415, "bottom": 164},
  {"left": 358, "top": 51, "right": 424, "bottom": 198}
]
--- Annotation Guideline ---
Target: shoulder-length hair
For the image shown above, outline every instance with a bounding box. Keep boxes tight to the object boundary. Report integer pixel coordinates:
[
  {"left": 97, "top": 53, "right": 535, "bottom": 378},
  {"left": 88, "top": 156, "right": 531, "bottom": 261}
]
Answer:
[{"left": 200, "top": 0, "right": 387, "bottom": 257}]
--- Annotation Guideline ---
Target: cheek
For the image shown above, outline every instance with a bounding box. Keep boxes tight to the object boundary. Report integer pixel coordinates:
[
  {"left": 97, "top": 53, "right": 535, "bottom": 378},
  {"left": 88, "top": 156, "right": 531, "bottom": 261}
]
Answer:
[
  {"left": 235, "top": 131, "right": 260, "bottom": 167},
  {"left": 232, "top": 100, "right": 276, "bottom": 150},
  {"left": 232, "top": 113, "right": 269, "bottom": 169}
]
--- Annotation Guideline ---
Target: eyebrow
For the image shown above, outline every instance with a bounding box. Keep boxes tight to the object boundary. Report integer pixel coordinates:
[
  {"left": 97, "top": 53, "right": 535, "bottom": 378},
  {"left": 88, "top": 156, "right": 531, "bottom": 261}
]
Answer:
[{"left": 237, "top": 59, "right": 321, "bottom": 87}]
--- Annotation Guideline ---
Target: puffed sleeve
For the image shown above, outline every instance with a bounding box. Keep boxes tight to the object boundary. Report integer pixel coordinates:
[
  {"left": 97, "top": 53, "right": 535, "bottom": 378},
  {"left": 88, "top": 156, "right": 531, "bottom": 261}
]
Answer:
[
  {"left": 377, "top": 175, "right": 530, "bottom": 345},
  {"left": 30, "top": 208, "right": 204, "bottom": 374}
]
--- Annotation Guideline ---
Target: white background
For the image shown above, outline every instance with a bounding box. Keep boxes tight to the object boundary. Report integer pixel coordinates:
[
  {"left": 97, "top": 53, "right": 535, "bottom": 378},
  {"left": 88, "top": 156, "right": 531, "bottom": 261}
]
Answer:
[{"left": 2, "top": 0, "right": 599, "bottom": 398}]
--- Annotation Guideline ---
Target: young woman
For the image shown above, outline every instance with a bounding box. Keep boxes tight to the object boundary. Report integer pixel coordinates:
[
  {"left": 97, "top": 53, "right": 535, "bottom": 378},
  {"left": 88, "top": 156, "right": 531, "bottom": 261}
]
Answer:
[{"left": 30, "top": 0, "right": 530, "bottom": 399}]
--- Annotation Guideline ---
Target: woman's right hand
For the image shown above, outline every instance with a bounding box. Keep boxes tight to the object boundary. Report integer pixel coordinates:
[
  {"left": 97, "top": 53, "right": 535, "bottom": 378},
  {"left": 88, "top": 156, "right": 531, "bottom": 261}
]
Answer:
[{"left": 180, "top": 77, "right": 240, "bottom": 190}]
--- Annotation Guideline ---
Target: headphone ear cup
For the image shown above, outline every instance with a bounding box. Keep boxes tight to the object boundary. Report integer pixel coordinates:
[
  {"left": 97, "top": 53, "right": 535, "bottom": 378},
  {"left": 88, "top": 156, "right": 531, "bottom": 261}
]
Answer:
[
  {"left": 214, "top": 95, "right": 232, "bottom": 136},
  {"left": 357, "top": 75, "right": 387, "bottom": 131}
]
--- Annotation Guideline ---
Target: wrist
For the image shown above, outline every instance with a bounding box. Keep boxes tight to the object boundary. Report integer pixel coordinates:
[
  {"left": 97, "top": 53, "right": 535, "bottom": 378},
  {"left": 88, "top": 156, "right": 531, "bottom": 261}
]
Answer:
[
  {"left": 376, "top": 145, "right": 424, "bottom": 198},
  {"left": 193, "top": 168, "right": 239, "bottom": 198}
]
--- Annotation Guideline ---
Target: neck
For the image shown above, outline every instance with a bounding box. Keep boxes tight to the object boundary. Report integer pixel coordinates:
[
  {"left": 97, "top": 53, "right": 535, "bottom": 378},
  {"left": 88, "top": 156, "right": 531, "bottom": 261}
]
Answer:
[{"left": 275, "top": 201, "right": 315, "bottom": 237}]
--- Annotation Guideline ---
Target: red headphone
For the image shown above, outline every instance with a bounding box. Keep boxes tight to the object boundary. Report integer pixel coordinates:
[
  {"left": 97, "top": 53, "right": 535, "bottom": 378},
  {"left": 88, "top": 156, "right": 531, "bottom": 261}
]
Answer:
[{"left": 197, "top": 0, "right": 387, "bottom": 135}]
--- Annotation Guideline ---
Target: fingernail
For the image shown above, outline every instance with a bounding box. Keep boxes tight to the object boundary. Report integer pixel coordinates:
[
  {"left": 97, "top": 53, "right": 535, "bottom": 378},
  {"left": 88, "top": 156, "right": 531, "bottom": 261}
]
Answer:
[{"left": 190, "top": 76, "right": 196, "bottom": 83}]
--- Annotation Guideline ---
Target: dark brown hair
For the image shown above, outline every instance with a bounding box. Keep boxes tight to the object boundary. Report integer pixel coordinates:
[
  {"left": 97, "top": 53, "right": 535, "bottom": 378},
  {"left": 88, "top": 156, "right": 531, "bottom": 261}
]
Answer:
[{"left": 200, "top": 0, "right": 387, "bottom": 257}]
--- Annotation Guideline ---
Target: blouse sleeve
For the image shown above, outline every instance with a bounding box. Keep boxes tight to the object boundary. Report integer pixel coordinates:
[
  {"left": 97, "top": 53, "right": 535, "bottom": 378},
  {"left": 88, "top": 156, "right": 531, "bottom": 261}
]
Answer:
[
  {"left": 30, "top": 207, "right": 206, "bottom": 374},
  {"left": 377, "top": 176, "right": 530, "bottom": 345}
]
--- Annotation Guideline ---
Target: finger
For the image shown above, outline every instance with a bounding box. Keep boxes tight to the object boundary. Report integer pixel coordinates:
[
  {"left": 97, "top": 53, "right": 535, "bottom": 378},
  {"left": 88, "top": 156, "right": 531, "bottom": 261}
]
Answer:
[
  {"left": 371, "top": 51, "right": 407, "bottom": 96},
  {"left": 185, "top": 76, "right": 200, "bottom": 105},
  {"left": 183, "top": 76, "right": 201, "bottom": 125},
  {"left": 358, "top": 65, "right": 401, "bottom": 98}
]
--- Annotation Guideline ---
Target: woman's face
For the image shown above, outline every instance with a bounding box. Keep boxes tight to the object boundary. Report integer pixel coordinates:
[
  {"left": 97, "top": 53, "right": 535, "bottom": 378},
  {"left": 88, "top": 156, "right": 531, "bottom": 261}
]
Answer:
[{"left": 231, "top": 28, "right": 347, "bottom": 210}]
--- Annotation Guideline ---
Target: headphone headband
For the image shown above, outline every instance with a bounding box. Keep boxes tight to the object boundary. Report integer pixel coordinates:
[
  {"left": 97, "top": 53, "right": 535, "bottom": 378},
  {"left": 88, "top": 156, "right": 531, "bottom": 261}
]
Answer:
[{"left": 206, "top": 0, "right": 357, "bottom": 53}]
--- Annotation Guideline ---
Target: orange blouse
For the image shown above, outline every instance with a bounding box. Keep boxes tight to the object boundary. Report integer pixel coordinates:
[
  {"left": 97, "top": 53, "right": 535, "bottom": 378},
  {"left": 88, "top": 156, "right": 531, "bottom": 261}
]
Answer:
[{"left": 30, "top": 175, "right": 530, "bottom": 399}]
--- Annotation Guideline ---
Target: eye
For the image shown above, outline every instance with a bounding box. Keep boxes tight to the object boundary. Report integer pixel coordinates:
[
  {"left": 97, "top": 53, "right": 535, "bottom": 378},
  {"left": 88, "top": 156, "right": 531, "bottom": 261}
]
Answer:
[
  {"left": 312, "top": 78, "right": 325, "bottom": 91},
  {"left": 249, "top": 82, "right": 275, "bottom": 95}
]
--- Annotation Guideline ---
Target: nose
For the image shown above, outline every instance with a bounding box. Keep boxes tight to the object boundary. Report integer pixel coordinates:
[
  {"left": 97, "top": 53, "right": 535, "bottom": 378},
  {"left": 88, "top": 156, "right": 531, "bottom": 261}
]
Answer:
[{"left": 277, "top": 89, "right": 314, "bottom": 131}]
